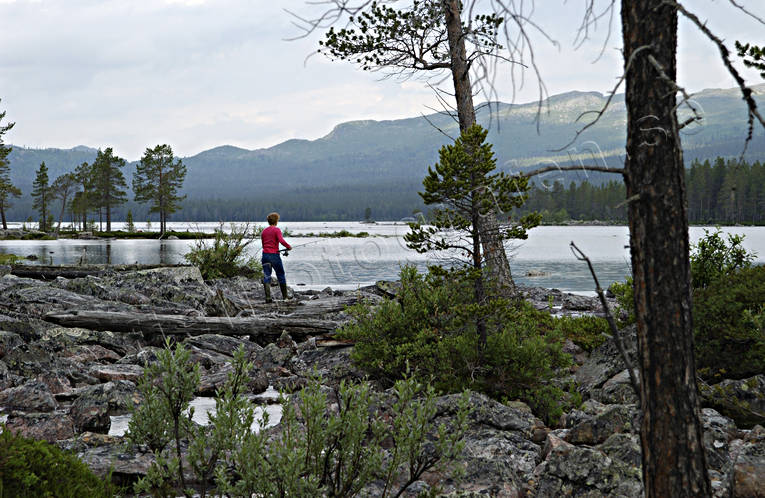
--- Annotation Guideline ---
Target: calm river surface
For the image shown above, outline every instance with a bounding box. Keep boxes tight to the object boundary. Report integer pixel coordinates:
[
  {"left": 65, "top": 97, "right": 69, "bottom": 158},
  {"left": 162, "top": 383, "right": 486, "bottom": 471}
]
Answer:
[{"left": 2, "top": 222, "right": 764, "bottom": 295}]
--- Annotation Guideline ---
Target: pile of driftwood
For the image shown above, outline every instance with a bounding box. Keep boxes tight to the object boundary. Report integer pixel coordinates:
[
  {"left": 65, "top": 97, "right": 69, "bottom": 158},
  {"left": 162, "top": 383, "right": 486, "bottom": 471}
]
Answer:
[{"left": 5, "top": 263, "right": 366, "bottom": 343}]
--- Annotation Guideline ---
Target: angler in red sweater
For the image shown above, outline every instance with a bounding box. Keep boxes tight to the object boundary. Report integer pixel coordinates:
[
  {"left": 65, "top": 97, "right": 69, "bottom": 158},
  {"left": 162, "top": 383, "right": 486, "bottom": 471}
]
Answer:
[{"left": 261, "top": 212, "right": 292, "bottom": 302}]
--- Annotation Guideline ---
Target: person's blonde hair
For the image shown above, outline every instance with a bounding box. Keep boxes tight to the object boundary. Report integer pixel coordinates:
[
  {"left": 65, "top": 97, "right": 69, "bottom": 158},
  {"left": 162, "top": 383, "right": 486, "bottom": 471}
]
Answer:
[{"left": 267, "top": 212, "right": 280, "bottom": 225}]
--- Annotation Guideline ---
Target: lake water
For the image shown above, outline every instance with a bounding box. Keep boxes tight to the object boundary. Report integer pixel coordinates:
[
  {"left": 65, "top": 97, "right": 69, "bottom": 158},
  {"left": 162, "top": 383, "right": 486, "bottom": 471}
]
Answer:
[
  {"left": 108, "top": 387, "right": 283, "bottom": 437},
  {"left": 2, "top": 222, "right": 764, "bottom": 295}
]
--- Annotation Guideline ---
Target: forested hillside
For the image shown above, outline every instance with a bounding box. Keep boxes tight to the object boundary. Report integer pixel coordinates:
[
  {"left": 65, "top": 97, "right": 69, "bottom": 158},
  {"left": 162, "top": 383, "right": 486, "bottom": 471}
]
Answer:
[
  {"left": 518, "top": 158, "right": 765, "bottom": 225},
  {"left": 5, "top": 85, "right": 765, "bottom": 221}
]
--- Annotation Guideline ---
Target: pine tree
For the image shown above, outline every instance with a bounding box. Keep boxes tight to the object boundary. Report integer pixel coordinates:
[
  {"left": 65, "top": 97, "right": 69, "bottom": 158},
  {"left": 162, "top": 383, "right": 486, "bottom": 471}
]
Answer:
[
  {"left": 71, "top": 161, "right": 94, "bottom": 231},
  {"left": 736, "top": 42, "right": 765, "bottom": 79},
  {"left": 405, "top": 124, "right": 539, "bottom": 353},
  {"left": 320, "top": 0, "right": 519, "bottom": 294},
  {"left": 125, "top": 209, "right": 136, "bottom": 233},
  {"left": 51, "top": 172, "right": 77, "bottom": 234},
  {"left": 31, "top": 162, "right": 51, "bottom": 232},
  {"left": 0, "top": 100, "right": 20, "bottom": 230},
  {"left": 91, "top": 148, "right": 128, "bottom": 232},
  {"left": 133, "top": 144, "right": 187, "bottom": 235}
]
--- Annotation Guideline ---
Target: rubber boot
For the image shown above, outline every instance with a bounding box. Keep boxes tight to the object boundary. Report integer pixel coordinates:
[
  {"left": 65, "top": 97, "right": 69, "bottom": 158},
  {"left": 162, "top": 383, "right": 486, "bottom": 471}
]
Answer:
[
  {"left": 279, "top": 282, "right": 289, "bottom": 300},
  {"left": 263, "top": 282, "right": 273, "bottom": 303}
]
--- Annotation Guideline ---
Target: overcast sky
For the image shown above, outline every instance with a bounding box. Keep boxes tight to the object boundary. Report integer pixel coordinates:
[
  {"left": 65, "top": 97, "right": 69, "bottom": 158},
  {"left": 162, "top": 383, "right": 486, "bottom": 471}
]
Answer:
[{"left": 0, "top": 0, "right": 763, "bottom": 160}]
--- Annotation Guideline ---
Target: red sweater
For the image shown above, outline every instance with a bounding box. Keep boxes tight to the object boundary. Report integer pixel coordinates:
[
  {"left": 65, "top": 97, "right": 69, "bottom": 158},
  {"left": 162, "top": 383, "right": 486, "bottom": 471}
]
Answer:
[{"left": 261, "top": 226, "right": 291, "bottom": 254}]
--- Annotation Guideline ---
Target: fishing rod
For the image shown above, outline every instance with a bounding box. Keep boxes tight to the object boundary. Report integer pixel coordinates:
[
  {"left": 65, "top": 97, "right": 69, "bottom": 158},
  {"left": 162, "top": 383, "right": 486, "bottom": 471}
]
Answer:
[
  {"left": 255, "top": 238, "right": 325, "bottom": 256},
  {"left": 279, "top": 239, "right": 324, "bottom": 257}
]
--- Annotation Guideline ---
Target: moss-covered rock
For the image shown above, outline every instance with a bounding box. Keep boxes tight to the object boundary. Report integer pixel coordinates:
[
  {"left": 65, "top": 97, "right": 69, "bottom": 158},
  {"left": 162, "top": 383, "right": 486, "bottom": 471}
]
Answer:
[{"left": 700, "top": 375, "right": 765, "bottom": 429}]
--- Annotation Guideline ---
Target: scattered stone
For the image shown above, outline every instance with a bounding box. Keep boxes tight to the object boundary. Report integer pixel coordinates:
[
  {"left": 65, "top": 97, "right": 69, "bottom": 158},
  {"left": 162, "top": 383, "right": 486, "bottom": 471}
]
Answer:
[
  {"left": 0, "top": 360, "right": 11, "bottom": 390},
  {"left": 89, "top": 363, "right": 144, "bottom": 383},
  {"left": 289, "top": 346, "right": 363, "bottom": 388},
  {"left": 117, "top": 347, "right": 162, "bottom": 367},
  {"left": 40, "top": 326, "right": 142, "bottom": 356},
  {"left": 37, "top": 369, "right": 73, "bottom": 394},
  {"left": 64, "top": 344, "right": 122, "bottom": 364},
  {"left": 566, "top": 404, "right": 638, "bottom": 445},
  {"left": 184, "top": 334, "right": 261, "bottom": 358},
  {"left": 701, "top": 375, "right": 765, "bottom": 429},
  {"left": 703, "top": 408, "right": 739, "bottom": 475},
  {"left": 5, "top": 411, "right": 76, "bottom": 442},
  {"left": 731, "top": 441, "right": 765, "bottom": 498},
  {"left": 534, "top": 442, "right": 643, "bottom": 497},
  {"left": 186, "top": 345, "right": 232, "bottom": 369},
  {"left": 575, "top": 324, "right": 637, "bottom": 397},
  {"left": 69, "top": 380, "right": 141, "bottom": 433},
  {"left": 0, "top": 330, "right": 23, "bottom": 358},
  {"left": 58, "top": 432, "right": 154, "bottom": 483},
  {"left": 0, "top": 380, "right": 57, "bottom": 412},
  {"left": 594, "top": 369, "right": 640, "bottom": 405},
  {"left": 598, "top": 433, "right": 642, "bottom": 468}
]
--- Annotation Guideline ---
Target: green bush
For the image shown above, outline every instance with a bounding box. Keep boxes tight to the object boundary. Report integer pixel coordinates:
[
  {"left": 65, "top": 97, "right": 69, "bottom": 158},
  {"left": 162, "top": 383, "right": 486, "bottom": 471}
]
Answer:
[
  {"left": 340, "top": 266, "right": 575, "bottom": 422},
  {"left": 0, "top": 253, "right": 22, "bottom": 265},
  {"left": 607, "top": 231, "right": 762, "bottom": 382},
  {"left": 184, "top": 223, "right": 263, "bottom": 280},
  {"left": 128, "top": 338, "right": 470, "bottom": 498},
  {"left": 220, "top": 375, "right": 470, "bottom": 498},
  {"left": 0, "top": 429, "right": 118, "bottom": 498},
  {"left": 553, "top": 314, "right": 610, "bottom": 352},
  {"left": 694, "top": 265, "right": 765, "bottom": 381},
  {"left": 690, "top": 227, "right": 755, "bottom": 289},
  {"left": 608, "top": 276, "right": 635, "bottom": 326}
]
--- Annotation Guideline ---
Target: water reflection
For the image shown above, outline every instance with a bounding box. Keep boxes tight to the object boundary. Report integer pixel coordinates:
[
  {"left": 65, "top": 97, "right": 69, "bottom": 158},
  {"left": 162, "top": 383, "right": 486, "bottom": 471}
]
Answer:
[{"left": 2, "top": 224, "right": 762, "bottom": 294}]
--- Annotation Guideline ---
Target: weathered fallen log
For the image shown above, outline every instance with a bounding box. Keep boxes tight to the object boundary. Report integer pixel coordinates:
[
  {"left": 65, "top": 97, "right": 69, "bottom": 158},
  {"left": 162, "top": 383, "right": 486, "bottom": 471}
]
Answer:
[
  {"left": 286, "top": 295, "right": 367, "bottom": 317},
  {"left": 44, "top": 310, "right": 342, "bottom": 339},
  {"left": 11, "top": 264, "right": 194, "bottom": 280}
]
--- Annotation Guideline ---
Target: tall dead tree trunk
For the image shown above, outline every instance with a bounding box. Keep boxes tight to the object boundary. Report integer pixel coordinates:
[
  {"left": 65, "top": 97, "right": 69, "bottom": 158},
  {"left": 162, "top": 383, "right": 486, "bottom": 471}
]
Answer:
[
  {"left": 442, "top": 0, "right": 516, "bottom": 296},
  {"left": 621, "top": 1, "right": 711, "bottom": 495}
]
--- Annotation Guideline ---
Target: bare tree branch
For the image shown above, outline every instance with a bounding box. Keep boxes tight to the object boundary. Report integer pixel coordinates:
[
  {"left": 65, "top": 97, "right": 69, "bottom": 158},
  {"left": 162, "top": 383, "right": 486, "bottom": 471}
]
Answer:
[
  {"left": 672, "top": 1, "right": 765, "bottom": 158},
  {"left": 728, "top": 0, "right": 765, "bottom": 25},
  {"left": 523, "top": 164, "right": 624, "bottom": 178},
  {"left": 553, "top": 45, "right": 652, "bottom": 152},
  {"left": 420, "top": 112, "right": 456, "bottom": 141},
  {"left": 574, "top": 0, "right": 617, "bottom": 63},
  {"left": 646, "top": 53, "right": 703, "bottom": 125},
  {"left": 570, "top": 241, "right": 640, "bottom": 398}
]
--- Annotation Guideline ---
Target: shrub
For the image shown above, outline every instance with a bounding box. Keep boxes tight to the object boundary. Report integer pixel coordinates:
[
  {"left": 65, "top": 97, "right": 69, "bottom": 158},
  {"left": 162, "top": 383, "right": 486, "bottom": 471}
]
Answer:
[
  {"left": 184, "top": 223, "right": 262, "bottom": 280},
  {"left": 220, "top": 375, "right": 470, "bottom": 498},
  {"left": 608, "top": 276, "right": 635, "bottom": 326},
  {"left": 128, "top": 337, "right": 470, "bottom": 497},
  {"left": 127, "top": 338, "right": 201, "bottom": 497},
  {"left": 0, "top": 253, "right": 22, "bottom": 265},
  {"left": 694, "top": 265, "right": 765, "bottom": 381},
  {"left": 690, "top": 227, "right": 756, "bottom": 289},
  {"left": 607, "top": 230, "right": 762, "bottom": 382},
  {"left": 125, "top": 209, "right": 136, "bottom": 233},
  {"left": 553, "top": 314, "right": 610, "bottom": 352},
  {"left": 0, "top": 429, "right": 118, "bottom": 498},
  {"left": 340, "top": 265, "right": 575, "bottom": 423}
]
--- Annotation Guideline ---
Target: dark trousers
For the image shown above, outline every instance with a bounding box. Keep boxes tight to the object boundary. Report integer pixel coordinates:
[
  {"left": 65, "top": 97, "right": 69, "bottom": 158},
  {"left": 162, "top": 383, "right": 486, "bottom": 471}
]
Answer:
[{"left": 262, "top": 252, "right": 286, "bottom": 284}]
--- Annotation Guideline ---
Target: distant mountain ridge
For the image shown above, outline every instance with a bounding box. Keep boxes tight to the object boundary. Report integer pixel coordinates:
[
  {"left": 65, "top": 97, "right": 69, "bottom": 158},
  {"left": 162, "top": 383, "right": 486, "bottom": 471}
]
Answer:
[{"left": 6, "top": 84, "right": 765, "bottom": 220}]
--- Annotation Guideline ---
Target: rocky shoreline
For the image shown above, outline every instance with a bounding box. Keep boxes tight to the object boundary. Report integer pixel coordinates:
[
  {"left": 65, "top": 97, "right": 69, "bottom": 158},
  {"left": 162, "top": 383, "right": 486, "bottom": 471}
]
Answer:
[{"left": 0, "top": 264, "right": 762, "bottom": 496}]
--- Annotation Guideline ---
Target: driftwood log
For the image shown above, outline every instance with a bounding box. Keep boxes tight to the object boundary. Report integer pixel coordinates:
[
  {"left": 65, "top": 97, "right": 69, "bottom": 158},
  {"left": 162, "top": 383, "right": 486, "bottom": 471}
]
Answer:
[
  {"left": 44, "top": 310, "right": 341, "bottom": 339},
  {"left": 10, "top": 264, "right": 194, "bottom": 280}
]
